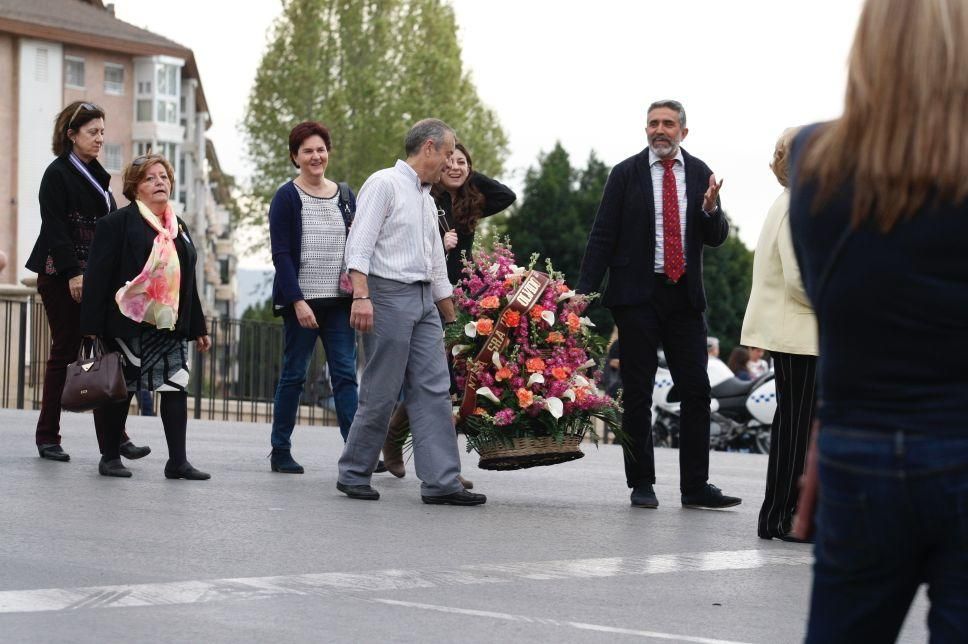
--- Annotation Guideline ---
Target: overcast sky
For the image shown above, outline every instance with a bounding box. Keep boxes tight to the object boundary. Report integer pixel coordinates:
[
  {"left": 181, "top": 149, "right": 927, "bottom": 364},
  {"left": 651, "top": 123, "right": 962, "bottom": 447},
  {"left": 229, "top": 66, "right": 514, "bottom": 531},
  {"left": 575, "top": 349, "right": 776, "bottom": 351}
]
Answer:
[{"left": 110, "top": 0, "right": 864, "bottom": 267}]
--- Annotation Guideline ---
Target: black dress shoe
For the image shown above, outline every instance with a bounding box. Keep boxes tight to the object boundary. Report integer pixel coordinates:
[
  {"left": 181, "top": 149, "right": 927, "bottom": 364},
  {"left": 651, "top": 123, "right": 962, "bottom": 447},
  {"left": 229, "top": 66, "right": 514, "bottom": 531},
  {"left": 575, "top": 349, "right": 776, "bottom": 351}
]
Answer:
[
  {"left": 421, "top": 489, "right": 486, "bottom": 506},
  {"left": 164, "top": 461, "right": 211, "bottom": 480},
  {"left": 38, "top": 444, "right": 70, "bottom": 462},
  {"left": 778, "top": 532, "right": 813, "bottom": 544},
  {"left": 681, "top": 484, "right": 742, "bottom": 509},
  {"left": 337, "top": 482, "right": 380, "bottom": 500},
  {"left": 374, "top": 460, "right": 388, "bottom": 474},
  {"left": 630, "top": 484, "right": 659, "bottom": 508},
  {"left": 270, "top": 448, "right": 304, "bottom": 474},
  {"left": 119, "top": 440, "right": 151, "bottom": 460},
  {"left": 98, "top": 457, "right": 132, "bottom": 478}
]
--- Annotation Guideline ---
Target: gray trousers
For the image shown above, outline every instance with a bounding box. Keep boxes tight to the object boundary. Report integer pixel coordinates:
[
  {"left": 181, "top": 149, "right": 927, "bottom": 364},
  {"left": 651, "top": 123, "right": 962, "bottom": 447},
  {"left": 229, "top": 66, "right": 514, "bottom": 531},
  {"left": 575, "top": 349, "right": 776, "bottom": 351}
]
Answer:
[{"left": 337, "top": 276, "right": 463, "bottom": 496}]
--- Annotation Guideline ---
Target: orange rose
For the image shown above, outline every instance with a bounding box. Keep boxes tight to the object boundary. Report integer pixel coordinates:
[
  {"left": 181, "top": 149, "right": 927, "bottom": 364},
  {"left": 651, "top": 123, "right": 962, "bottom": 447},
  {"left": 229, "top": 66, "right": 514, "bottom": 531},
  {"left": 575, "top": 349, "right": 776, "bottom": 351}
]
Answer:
[
  {"left": 503, "top": 278, "right": 515, "bottom": 290},
  {"left": 566, "top": 312, "right": 581, "bottom": 333},
  {"left": 476, "top": 318, "right": 494, "bottom": 335},
  {"left": 556, "top": 283, "right": 570, "bottom": 293},
  {"left": 551, "top": 366, "right": 570, "bottom": 381},
  {"left": 495, "top": 367, "right": 513, "bottom": 382},
  {"left": 575, "top": 387, "right": 589, "bottom": 402},
  {"left": 502, "top": 310, "right": 521, "bottom": 327},
  {"left": 525, "top": 357, "right": 547, "bottom": 373},
  {"left": 546, "top": 332, "right": 565, "bottom": 344},
  {"left": 516, "top": 388, "right": 534, "bottom": 408},
  {"left": 480, "top": 295, "right": 500, "bottom": 310},
  {"left": 529, "top": 305, "right": 546, "bottom": 320},
  {"left": 473, "top": 407, "right": 486, "bottom": 416}
]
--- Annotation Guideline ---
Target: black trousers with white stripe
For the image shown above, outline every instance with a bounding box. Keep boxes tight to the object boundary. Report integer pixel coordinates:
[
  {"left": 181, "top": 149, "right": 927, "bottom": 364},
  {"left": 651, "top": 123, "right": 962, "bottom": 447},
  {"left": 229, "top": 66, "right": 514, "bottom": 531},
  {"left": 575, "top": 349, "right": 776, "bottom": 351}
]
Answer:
[{"left": 758, "top": 352, "right": 817, "bottom": 538}]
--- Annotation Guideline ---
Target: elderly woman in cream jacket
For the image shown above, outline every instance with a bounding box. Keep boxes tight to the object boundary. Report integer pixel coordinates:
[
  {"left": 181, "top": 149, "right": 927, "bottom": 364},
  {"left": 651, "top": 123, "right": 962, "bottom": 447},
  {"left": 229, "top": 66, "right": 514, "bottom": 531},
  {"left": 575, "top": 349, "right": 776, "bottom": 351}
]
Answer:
[{"left": 741, "top": 128, "right": 818, "bottom": 542}]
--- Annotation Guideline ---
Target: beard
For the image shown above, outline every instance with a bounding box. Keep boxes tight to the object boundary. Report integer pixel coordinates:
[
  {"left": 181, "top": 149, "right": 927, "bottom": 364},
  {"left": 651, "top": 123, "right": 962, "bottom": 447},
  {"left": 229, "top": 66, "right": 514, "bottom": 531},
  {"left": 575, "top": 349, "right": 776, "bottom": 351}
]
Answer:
[{"left": 649, "top": 137, "right": 679, "bottom": 158}]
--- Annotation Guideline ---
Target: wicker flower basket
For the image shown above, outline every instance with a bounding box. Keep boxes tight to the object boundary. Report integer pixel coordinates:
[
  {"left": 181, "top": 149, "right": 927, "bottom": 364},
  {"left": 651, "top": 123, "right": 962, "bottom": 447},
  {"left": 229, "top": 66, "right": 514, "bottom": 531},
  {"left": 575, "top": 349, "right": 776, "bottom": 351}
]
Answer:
[{"left": 475, "top": 434, "right": 585, "bottom": 471}]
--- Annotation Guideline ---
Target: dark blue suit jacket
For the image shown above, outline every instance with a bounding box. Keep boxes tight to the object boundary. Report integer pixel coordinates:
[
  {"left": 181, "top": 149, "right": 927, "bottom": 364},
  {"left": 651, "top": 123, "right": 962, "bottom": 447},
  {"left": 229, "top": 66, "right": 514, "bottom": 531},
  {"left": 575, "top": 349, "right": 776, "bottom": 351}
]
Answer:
[{"left": 577, "top": 147, "right": 729, "bottom": 311}]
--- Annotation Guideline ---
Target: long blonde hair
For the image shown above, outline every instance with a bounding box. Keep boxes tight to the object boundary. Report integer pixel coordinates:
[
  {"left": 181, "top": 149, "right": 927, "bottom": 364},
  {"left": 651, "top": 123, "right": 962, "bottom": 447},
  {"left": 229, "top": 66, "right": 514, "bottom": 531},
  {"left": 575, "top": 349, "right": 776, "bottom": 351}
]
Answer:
[{"left": 799, "top": 0, "right": 968, "bottom": 230}]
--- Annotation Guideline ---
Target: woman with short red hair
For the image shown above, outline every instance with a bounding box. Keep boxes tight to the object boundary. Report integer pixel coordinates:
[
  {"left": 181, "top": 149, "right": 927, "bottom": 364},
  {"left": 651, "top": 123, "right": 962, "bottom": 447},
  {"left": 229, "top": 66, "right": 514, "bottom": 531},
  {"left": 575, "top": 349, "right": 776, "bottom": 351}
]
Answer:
[{"left": 267, "top": 121, "right": 359, "bottom": 473}]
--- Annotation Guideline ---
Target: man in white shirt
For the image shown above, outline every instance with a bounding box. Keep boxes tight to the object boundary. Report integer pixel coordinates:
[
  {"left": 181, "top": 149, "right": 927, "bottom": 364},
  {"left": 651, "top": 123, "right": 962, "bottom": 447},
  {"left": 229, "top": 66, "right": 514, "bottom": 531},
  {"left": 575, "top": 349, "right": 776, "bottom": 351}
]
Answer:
[{"left": 336, "top": 119, "right": 485, "bottom": 506}]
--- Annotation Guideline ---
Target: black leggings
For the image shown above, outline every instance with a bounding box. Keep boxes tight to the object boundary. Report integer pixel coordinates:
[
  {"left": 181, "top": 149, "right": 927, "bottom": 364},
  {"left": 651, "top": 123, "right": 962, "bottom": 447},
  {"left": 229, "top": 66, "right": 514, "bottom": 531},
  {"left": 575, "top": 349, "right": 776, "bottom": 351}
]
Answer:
[{"left": 100, "top": 391, "right": 188, "bottom": 465}]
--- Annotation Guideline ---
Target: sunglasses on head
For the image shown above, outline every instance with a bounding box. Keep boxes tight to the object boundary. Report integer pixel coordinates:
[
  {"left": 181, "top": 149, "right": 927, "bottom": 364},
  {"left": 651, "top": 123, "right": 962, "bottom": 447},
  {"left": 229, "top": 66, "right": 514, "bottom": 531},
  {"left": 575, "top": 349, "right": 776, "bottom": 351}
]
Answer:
[
  {"left": 132, "top": 146, "right": 155, "bottom": 167},
  {"left": 68, "top": 102, "right": 101, "bottom": 129}
]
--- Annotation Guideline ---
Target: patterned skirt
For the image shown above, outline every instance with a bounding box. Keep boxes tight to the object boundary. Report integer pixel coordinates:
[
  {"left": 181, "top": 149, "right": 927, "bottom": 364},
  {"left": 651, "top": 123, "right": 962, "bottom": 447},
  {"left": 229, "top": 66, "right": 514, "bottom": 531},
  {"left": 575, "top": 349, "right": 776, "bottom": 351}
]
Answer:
[{"left": 112, "top": 329, "right": 190, "bottom": 392}]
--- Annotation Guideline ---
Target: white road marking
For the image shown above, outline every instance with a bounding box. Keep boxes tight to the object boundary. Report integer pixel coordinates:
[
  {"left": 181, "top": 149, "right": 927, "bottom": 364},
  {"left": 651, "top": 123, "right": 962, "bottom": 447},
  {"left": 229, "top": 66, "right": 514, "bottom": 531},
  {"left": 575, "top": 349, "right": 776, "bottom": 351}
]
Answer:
[
  {"left": 0, "top": 549, "right": 811, "bottom": 614},
  {"left": 369, "top": 599, "right": 754, "bottom": 644}
]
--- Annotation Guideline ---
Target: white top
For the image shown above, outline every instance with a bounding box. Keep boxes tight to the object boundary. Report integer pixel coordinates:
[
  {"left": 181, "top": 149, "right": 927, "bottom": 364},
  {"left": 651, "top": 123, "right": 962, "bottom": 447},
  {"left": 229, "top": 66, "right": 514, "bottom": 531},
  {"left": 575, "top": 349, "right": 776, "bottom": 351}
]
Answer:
[
  {"left": 740, "top": 190, "right": 819, "bottom": 356},
  {"left": 295, "top": 185, "right": 346, "bottom": 300},
  {"left": 344, "top": 160, "right": 452, "bottom": 302},
  {"left": 649, "top": 148, "right": 688, "bottom": 272}
]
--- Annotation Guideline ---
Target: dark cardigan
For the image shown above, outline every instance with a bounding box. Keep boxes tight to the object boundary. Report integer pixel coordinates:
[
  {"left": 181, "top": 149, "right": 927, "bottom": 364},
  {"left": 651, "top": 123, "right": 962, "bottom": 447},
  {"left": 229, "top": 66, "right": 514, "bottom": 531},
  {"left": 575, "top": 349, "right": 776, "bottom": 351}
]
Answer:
[
  {"left": 79, "top": 202, "right": 208, "bottom": 340},
  {"left": 269, "top": 180, "right": 356, "bottom": 314},
  {"left": 26, "top": 154, "right": 118, "bottom": 279},
  {"left": 434, "top": 172, "right": 516, "bottom": 284}
]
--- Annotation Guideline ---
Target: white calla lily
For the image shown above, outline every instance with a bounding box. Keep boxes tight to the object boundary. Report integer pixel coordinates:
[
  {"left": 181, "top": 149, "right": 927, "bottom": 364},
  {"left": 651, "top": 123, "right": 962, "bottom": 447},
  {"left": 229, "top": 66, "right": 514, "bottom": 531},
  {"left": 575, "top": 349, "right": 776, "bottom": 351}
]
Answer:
[
  {"left": 527, "top": 373, "right": 545, "bottom": 387},
  {"left": 581, "top": 359, "right": 597, "bottom": 370},
  {"left": 572, "top": 374, "right": 591, "bottom": 388},
  {"left": 509, "top": 264, "right": 526, "bottom": 277},
  {"left": 579, "top": 316, "right": 596, "bottom": 327},
  {"left": 491, "top": 352, "right": 503, "bottom": 369},
  {"left": 464, "top": 323, "right": 478, "bottom": 338},
  {"left": 540, "top": 310, "right": 555, "bottom": 326},
  {"left": 476, "top": 387, "right": 500, "bottom": 404},
  {"left": 563, "top": 388, "right": 577, "bottom": 402},
  {"left": 544, "top": 397, "right": 564, "bottom": 419},
  {"left": 451, "top": 344, "right": 471, "bottom": 357},
  {"left": 557, "top": 289, "right": 576, "bottom": 303}
]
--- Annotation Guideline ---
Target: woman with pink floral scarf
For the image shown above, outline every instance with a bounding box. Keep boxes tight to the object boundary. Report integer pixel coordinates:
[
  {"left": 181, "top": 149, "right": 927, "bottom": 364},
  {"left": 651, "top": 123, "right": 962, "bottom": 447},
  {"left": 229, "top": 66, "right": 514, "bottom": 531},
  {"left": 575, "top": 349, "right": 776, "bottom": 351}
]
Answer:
[{"left": 80, "top": 153, "right": 211, "bottom": 480}]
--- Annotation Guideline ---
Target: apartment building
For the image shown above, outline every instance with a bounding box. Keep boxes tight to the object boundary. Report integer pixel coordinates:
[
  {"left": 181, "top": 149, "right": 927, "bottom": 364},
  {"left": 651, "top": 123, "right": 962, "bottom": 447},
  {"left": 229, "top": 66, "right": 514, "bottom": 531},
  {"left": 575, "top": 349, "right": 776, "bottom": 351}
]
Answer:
[{"left": 0, "top": 0, "right": 237, "bottom": 318}]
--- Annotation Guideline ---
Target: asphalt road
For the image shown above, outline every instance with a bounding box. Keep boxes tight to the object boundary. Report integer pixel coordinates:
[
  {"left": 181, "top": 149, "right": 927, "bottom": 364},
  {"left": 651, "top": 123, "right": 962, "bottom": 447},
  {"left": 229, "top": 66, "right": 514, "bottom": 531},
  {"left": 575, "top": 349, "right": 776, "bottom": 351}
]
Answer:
[{"left": 0, "top": 408, "right": 929, "bottom": 643}]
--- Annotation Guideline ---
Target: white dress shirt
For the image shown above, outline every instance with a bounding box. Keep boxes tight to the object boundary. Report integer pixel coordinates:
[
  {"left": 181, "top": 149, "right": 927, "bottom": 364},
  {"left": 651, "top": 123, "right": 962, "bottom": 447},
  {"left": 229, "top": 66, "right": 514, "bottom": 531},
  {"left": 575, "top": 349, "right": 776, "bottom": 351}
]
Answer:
[
  {"left": 344, "top": 160, "right": 452, "bottom": 302},
  {"left": 649, "top": 148, "right": 688, "bottom": 272}
]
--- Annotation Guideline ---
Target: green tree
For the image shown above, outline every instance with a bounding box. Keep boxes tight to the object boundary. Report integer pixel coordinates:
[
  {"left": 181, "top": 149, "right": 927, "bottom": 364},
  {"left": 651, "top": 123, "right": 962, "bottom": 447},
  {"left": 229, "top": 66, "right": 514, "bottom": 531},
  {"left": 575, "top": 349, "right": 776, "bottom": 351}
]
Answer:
[
  {"left": 500, "top": 143, "right": 614, "bottom": 337},
  {"left": 242, "top": 0, "right": 508, "bottom": 228},
  {"left": 702, "top": 230, "right": 754, "bottom": 357},
  {"left": 241, "top": 297, "right": 280, "bottom": 324}
]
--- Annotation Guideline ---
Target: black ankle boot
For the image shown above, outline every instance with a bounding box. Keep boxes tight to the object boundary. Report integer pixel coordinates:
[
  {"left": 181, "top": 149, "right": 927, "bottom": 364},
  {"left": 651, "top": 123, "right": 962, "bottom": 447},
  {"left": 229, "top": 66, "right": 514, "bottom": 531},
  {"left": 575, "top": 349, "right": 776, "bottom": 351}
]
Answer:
[
  {"left": 99, "top": 457, "right": 132, "bottom": 478},
  {"left": 270, "top": 448, "right": 304, "bottom": 474}
]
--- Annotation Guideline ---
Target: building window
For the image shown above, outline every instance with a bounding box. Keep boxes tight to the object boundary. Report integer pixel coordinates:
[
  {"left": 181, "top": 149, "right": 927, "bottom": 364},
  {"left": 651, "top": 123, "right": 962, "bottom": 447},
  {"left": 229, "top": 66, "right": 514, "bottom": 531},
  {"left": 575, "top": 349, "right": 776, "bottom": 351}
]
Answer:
[
  {"left": 103, "top": 144, "right": 122, "bottom": 172},
  {"left": 64, "top": 56, "right": 84, "bottom": 88},
  {"left": 138, "top": 80, "right": 151, "bottom": 94},
  {"left": 104, "top": 64, "right": 124, "bottom": 95},
  {"left": 156, "top": 99, "right": 177, "bottom": 124},
  {"left": 136, "top": 100, "right": 153, "bottom": 122},
  {"left": 156, "top": 64, "right": 178, "bottom": 97}
]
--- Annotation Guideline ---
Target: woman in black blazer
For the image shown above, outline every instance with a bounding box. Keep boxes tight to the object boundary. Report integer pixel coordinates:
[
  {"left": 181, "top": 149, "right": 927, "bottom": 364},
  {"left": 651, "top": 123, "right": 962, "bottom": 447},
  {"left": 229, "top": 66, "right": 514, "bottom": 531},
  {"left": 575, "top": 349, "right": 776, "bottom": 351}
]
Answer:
[
  {"left": 80, "top": 154, "right": 210, "bottom": 479},
  {"left": 25, "top": 101, "right": 148, "bottom": 462}
]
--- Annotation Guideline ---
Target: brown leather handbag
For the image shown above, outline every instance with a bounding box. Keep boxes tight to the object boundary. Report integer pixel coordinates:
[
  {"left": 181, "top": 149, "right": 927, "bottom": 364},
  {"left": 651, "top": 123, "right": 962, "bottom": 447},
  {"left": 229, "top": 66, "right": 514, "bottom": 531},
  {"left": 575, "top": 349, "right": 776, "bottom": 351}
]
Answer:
[{"left": 61, "top": 339, "right": 129, "bottom": 412}]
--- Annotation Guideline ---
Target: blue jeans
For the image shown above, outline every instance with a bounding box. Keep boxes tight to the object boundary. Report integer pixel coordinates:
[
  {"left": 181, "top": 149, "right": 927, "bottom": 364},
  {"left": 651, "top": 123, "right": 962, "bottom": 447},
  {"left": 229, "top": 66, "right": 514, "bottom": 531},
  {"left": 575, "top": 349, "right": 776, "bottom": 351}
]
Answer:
[
  {"left": 271, "top": 305, "right": 358, "bottom": 448},
  {"left": 806, "top": 427, "right": 968, "bottom": 643}
]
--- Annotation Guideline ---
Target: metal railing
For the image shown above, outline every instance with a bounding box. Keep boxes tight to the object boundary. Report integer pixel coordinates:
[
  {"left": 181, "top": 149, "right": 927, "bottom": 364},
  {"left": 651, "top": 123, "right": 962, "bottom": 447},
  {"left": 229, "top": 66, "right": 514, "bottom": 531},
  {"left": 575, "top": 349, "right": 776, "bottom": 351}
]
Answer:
[{"left": 0, "top": 291, "right": 339, "bottom": 427}]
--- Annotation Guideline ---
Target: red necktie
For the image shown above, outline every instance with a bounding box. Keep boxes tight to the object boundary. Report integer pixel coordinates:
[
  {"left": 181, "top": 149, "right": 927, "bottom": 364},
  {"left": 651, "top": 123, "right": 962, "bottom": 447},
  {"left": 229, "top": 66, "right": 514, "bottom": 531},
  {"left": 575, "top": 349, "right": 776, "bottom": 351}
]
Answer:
[{"left": 661, "top": 158, "right": 685, "bottom": 282}]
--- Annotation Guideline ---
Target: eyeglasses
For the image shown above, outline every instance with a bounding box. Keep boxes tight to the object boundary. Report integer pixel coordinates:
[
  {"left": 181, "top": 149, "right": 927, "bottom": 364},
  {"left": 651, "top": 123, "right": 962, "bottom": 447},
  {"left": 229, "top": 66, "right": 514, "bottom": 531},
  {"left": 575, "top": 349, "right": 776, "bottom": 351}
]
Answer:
[{"left": 68, "top": 102, "right": 101, "bottom": 128}]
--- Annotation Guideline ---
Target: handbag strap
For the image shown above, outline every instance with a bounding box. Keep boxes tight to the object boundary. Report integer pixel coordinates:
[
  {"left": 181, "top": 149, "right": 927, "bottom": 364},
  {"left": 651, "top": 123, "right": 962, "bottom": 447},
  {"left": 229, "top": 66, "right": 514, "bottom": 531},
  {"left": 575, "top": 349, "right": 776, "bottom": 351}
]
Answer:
[{"left": 77, "top": 337, "right": 106, "bottom": 362}]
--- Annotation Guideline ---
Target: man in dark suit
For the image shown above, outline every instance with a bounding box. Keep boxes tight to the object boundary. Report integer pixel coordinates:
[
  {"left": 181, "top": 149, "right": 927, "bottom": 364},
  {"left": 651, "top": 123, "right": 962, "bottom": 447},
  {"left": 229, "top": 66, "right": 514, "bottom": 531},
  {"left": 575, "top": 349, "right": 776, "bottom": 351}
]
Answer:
[{"left": 577, "top": 100, "right": 741, "bottom": 510}]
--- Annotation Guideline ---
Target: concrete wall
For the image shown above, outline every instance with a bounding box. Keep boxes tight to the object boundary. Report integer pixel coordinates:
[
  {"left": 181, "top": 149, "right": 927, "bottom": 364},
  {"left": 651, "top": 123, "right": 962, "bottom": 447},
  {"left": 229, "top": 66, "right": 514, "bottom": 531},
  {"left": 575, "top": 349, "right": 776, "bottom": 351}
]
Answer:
[
  {"left": 16, "top": 39, "right": 62, "bottom": 286},
  {"left": 0, "top": 34, "right": 16, "bottom": 284}
]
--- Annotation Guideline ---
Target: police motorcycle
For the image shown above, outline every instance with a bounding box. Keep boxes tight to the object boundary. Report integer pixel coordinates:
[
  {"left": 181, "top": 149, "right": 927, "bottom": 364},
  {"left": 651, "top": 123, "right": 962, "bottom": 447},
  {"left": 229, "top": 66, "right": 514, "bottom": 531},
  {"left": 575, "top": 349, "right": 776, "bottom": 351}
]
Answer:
[{"left": 652, "top": 351, "right": 775, "bottom": 454}]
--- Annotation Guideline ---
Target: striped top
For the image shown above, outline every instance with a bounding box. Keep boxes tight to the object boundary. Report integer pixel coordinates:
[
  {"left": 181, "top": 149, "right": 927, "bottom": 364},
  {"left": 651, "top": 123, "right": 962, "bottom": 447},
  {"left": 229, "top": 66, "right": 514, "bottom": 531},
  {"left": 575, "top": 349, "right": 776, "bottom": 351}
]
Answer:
[
  {"left": 649, "top": 148, "right": 688, "bottom": 272},
  {"left": 296, "top": 185, "right": 347, "bottom": 300},
  {"left": 344, "top": 160, "right": 451, "bottom": 302}
]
